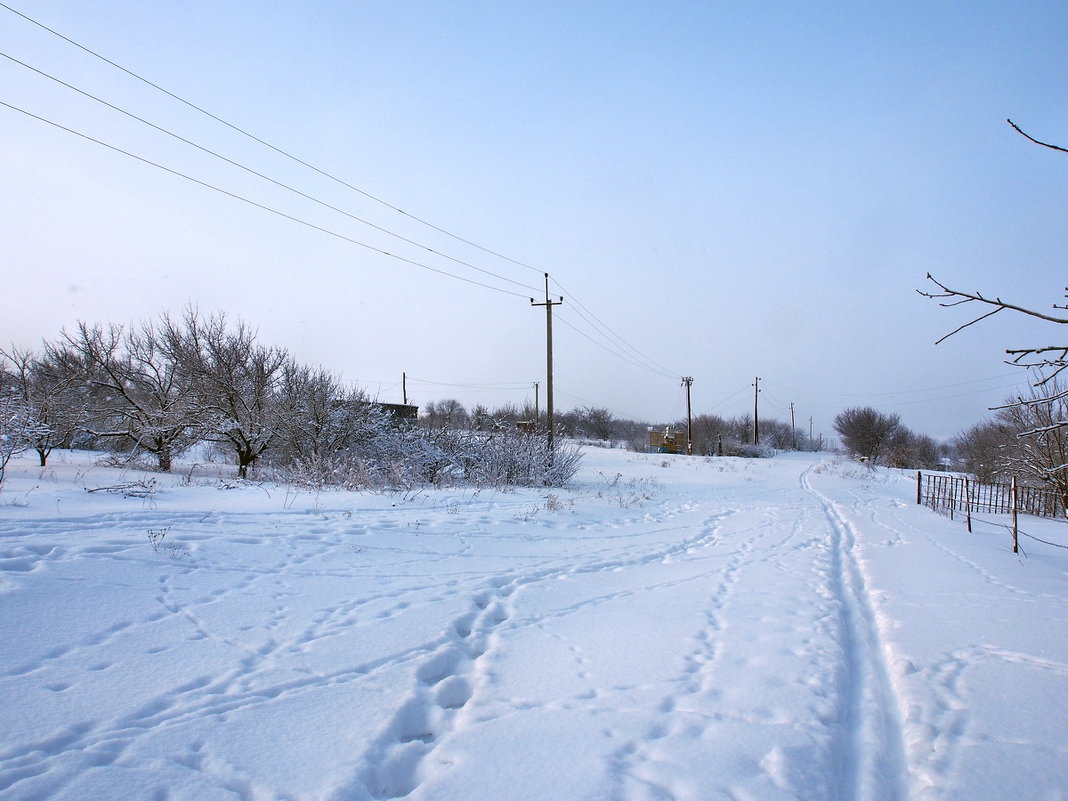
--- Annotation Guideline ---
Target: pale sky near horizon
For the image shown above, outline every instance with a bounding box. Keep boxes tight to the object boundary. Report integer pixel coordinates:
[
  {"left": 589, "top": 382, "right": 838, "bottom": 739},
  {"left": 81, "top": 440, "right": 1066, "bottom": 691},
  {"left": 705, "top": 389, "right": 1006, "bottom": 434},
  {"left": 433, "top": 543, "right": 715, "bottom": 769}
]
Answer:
[{"left": 2, "top": 1, "right": 1067, "bottom": 442}]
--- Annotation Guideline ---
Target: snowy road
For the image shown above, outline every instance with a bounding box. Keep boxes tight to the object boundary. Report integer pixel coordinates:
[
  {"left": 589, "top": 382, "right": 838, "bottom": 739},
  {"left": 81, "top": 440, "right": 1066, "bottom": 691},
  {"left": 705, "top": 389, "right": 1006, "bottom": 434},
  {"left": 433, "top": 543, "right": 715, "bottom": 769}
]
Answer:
[{"left": 1, "top": 449, "right": 1067, "bottom": 800}]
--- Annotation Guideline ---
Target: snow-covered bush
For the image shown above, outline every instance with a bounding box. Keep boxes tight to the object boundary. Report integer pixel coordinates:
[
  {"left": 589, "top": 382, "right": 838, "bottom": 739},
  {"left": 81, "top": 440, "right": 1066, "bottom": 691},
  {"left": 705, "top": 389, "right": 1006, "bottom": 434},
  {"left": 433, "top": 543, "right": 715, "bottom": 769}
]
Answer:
[{"left": 274, "top": 424, "right": 582, "bottom": 491}]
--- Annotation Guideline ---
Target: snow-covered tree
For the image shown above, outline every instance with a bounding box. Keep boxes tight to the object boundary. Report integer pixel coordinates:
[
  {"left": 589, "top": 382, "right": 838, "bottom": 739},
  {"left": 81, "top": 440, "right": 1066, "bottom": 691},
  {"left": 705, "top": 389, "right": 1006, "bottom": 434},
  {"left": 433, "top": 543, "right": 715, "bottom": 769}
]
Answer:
[
  {"left": 46, "top": 318, "right": 200, "bottom": 471},
  {"left": 273, "top": 363, "right": 374, "bottom": 463},
  {"left": 0, "top": 373, "right": 49, "bottom": 486},
  {"left": 184, "top": 312, "right": 288, "bottom": 479}
]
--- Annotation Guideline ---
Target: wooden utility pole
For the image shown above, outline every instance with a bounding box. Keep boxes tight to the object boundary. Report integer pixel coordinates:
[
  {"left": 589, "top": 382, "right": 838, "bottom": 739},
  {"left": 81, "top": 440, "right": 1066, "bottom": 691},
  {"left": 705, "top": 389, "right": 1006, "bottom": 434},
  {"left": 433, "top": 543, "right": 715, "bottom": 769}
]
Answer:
[
  {"left": 534, "top": 381, "right": 540, "bottom": 425},
  {"left": 753, "top": 377, "right": 761, "bottom": 444},
  {"left": 531, "top": 274, "right": 563, "bottom": 451},
  {"left": 682, "top": 376, "right": 694, "bottom": 455},
  {"left": 789, "top": 401, "right": 796, "bottom": 449},
  {"left": 402, "top": 372, "right": 408, "bottom": 405}
]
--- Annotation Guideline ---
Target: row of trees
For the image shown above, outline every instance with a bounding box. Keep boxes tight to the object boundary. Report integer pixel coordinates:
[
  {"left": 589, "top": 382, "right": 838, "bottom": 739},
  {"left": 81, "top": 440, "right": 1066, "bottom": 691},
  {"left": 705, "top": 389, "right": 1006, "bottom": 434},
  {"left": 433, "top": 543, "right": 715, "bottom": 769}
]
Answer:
[
  {"left": 418, "top": 399, "right": 820, "bottom": 457},
  {"left": 0, "top": 310, "right": 580, "bottom": 488},
  {"left": 2, "top": 311, "right": 336, "bottom": 477}
]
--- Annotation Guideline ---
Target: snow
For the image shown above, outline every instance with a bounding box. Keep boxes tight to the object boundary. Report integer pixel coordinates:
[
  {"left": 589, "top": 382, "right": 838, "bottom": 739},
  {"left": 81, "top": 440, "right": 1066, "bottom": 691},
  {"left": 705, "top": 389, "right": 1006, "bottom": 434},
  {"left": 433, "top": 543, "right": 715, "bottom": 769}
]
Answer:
[{"left": 1, "top": 447, "right": 1067, "bottom": 801}]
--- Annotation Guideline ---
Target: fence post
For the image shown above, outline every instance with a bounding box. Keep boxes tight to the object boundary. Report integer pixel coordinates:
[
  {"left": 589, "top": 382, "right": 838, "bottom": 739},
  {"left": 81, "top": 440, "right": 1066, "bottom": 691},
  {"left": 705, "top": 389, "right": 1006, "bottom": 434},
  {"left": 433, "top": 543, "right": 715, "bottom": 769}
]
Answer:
[
  {"left": 1011, "top": 475, "right": 1019, "bottom": 554},
  {"left": 916, "top": 471, "right": 922, "bottom": 505},
  {"left": 949, "top": 479, "right": 955, "bottom": 521},
  {"left": 965, "top": 477, "right": 972, "bottom": 533}
]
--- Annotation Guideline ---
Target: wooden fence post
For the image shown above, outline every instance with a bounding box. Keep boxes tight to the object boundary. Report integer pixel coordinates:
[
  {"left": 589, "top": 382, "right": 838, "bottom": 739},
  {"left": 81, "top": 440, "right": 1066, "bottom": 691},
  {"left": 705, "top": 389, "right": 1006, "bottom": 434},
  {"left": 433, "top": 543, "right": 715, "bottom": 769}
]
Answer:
[{"left": 916, "top": 471, "right": 922, "bottom": 505}]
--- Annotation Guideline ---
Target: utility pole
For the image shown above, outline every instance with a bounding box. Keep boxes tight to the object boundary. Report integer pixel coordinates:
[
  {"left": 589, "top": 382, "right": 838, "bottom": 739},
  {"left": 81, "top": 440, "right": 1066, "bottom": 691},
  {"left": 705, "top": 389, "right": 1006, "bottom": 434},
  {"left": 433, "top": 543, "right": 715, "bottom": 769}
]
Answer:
[
  {"left": 753, "top": 376, "right": 761, "bottom": 444},
  {"left": 809, "top": 416, "right": 814, "bottom": 450},
  {"left": 402, "top": 372, "right": 408, "bottom": 405},
  {"left": 789, "top": 401, "right": 796, "bottom": 449},
  {"left": 533, "top": 381, "right": 540, "bottom": 424},
  {"left": 531, "top": 274, "right": 563, "bottom": 451},
  {"left": 682, "top": 376, "right": 694, "bottom": 455}
]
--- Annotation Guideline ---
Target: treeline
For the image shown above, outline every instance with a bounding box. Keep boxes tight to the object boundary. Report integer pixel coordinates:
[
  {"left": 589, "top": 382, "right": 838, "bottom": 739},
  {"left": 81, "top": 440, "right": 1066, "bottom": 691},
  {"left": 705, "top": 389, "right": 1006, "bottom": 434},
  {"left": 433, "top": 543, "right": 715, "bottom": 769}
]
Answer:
[
  {"left": 420, "top": 401, "right": 819, "bottom": 457},
  {"left": 0, "top": 310, "right": 580, "bottom": 488}
]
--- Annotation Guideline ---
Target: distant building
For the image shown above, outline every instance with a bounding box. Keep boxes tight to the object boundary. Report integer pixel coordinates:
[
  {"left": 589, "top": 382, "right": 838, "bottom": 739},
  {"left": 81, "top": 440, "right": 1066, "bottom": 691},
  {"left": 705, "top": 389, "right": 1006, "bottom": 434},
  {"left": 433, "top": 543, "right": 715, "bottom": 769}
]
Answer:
[{"left": 648, "top": 427, "right": 686, "bottom": 454}]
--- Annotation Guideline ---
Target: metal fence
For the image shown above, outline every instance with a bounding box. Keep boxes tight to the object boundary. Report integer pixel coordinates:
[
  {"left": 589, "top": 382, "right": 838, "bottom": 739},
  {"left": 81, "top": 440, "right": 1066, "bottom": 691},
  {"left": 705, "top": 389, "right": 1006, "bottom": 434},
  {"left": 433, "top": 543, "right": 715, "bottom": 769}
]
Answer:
[
  {"left": 917, "top": 471, "right": 1067, "bottom": 553},
  {"left": 917, "top": 472, "right": 1065, "bottom": 519}
]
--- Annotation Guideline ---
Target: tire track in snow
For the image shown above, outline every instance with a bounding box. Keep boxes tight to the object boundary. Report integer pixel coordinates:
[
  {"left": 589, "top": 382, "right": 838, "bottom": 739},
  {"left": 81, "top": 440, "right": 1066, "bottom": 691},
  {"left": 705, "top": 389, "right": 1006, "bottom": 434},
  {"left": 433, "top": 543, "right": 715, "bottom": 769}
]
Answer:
[{"left": 801, "top": 465, "right": 909, "bottom": 801}]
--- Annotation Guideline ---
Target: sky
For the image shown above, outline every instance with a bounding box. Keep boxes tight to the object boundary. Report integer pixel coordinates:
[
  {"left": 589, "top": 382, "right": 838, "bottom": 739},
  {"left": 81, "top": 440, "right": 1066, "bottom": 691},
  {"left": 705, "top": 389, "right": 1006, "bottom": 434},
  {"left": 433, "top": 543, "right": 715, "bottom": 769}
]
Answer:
[{"left": 2, "top": 0, "right": 1067, "bottom": 442}]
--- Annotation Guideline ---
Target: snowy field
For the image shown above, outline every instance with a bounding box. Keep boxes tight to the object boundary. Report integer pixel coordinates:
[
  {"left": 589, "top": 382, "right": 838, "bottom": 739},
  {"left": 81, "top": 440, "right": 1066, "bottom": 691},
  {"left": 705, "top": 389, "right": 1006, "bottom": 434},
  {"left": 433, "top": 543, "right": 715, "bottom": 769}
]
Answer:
[{"left": 1, "top": 447, "right": 1067, "bottom": 801}]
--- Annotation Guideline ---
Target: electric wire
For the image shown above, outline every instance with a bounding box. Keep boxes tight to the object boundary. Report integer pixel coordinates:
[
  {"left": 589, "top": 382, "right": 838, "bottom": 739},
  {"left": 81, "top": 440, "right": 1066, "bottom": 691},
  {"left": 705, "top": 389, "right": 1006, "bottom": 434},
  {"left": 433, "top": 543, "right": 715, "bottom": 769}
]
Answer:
[
  {"left": 0, "top": 1, "right": 544, "bottom": 277},
  {"left": 551, "top": 275, "right": 679, "bottom": 379},
  {"left": 554, "top": 315, "right": 679, "bottom": 380},
  {"left": 782, "top": 372, "right": 1024, "bottom": 399},
  {"left": 0, "top": 2, "right": 691, "bottom": 386},
  {"left": 404, "top": 376, "right": 532, "bottom": 391},
  {"left": 0, "top": 99, "right": 533, "bottom": 300},
  {"left": 0, "top": 49, "right": 541, "bottom": 295},
  {"left": 0, "top": 2, "right": 696, "bottom": 387}
]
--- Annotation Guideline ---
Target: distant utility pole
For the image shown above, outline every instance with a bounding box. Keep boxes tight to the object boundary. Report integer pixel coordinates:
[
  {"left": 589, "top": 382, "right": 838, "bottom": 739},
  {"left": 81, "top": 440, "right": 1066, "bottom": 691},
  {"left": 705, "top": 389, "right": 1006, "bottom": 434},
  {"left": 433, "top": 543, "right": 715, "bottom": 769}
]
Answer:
[
  {"left": 402, "top": 372, "right": 408, "bottom": 405},
  {"left": 682, "top": 376, "right": 694, "bottom": 455},
  {"left": 789, "top": 401, "right": 796, "bottom": 449},
  {"left": 753, "top": 376, "right": 761, "bottom": 444},
  {"left": 531, "top": 273, "right": 563, "bottom": 451},
  {"left": 534, "top": 381, "right": 540, "bottom": 424},
  {"left": 809, "top": 416, "right": 814, "bottom": 449}
]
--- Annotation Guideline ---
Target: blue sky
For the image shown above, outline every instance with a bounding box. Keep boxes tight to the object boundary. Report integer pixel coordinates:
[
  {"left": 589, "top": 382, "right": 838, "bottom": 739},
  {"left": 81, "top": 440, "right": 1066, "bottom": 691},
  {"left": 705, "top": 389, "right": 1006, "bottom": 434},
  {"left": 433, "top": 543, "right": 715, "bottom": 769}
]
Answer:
[{"left": 3, "top": 1, "right": 1067, "bottom": 441}]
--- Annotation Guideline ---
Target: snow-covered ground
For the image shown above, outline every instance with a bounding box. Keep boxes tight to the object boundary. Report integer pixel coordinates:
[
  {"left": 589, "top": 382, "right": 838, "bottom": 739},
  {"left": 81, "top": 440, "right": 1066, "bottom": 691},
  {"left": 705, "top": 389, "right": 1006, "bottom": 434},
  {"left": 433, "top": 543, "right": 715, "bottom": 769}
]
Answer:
[{"left": 1, "top": 447, "right": 1067, "bottom": 801}]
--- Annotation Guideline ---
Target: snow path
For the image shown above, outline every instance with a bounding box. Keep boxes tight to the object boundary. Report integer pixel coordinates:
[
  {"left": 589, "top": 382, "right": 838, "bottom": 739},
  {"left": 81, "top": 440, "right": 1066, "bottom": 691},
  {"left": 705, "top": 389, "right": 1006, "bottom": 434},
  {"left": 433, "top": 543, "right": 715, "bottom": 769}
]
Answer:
[
  {"left": 801, "top": 466, "right": 908, "bottom": 801},
  {"left": 2, "top": 449, "right": 1067, "bottom": 799}
]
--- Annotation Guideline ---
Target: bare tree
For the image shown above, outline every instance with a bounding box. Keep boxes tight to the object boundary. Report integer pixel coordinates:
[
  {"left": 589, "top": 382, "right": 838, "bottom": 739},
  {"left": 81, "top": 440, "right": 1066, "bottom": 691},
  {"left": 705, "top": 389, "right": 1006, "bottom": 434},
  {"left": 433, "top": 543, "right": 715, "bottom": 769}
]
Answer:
[
  {"left": 920, "top": 119, "right": 1068, "bottom": 488},
  {"left": 273, "top": 363, "right": 372, "bottom": 463},
  {"left": 45, "top": 319, "right": 200, "bottom": 471},
  {"left": 0, "top": 346, "right": 84, "bottom": 466},
  {"left": 184, "top": 312, "right": 288, "bottom": 479},
  {"left": 953, "top": 420, "right": 1014, "bottom": 482},
  {"left": 578, "top": 406, "right": 616, "bottom": 441},
  {"left": 919, "top": 120, "right": 1068, "bottom": 401},
  {"left": 834, "top": 407, "right": 903, "bottom": 463},
  {"left": 992, "top": 380, "right": 1068, "bottom": 507},
  {"left": 421, "top": 399, "right": 467, "bottom": 431},
  {"left": 0, "top": 369, "right": 42, "bottom": 485}
]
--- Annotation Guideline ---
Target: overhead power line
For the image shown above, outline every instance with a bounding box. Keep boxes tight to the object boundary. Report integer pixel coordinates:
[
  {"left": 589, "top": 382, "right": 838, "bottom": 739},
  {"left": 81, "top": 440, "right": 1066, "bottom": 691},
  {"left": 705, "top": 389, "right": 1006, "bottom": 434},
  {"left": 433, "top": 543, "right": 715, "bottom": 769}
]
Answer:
[
  {"left": 0, "top": 1, "right": 544, "bottom": 277},
  {"left": 0, "top": 49, "right": 541, "bottom": 296},
  {"left": 551, "top": 275, "right": 679, "bottom": 379},
  {"left": 0, "top": 1, "right": 684, "bottom": 384},
  {"left": 0, "top": 100, "right": 534, "bottom": 299}
]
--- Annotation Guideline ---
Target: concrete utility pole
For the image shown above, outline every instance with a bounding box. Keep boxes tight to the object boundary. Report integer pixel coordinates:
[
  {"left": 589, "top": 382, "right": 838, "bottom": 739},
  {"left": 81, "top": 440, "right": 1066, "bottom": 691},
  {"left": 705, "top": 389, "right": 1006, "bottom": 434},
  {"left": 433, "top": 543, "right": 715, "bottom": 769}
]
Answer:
[
  {"left": 531, "top": 274, "right": 563, "bottom": 451},
  {"left": 681, "top": 376, "right": 694, "bottom": 455},
  {"left": 753, "top": 376, "right": 761, "bottom": 444}
]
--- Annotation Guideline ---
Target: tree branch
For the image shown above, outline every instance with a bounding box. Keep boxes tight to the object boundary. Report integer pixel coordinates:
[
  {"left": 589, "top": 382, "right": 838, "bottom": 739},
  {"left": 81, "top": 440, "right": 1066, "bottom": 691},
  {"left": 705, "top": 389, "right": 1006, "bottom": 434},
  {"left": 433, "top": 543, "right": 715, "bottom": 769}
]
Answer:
[{"left": 1007, "top": 118, "right": 1068, "bottom": 155}]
